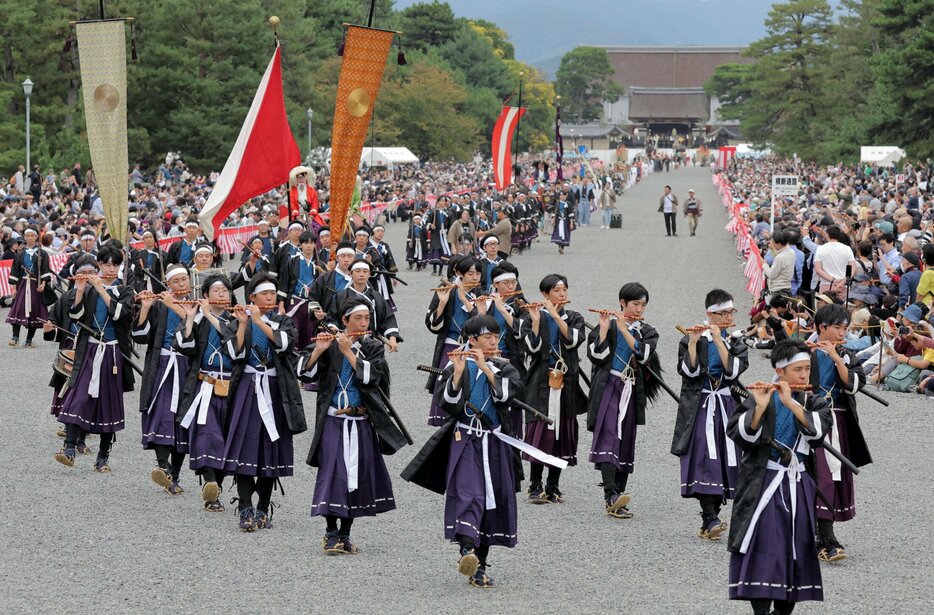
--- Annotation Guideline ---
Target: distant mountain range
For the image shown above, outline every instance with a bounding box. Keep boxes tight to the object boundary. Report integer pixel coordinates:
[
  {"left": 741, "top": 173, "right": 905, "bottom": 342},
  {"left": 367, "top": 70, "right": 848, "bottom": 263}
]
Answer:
[{"left": 395, "top": 0, "right": 841, "bottom": 78}]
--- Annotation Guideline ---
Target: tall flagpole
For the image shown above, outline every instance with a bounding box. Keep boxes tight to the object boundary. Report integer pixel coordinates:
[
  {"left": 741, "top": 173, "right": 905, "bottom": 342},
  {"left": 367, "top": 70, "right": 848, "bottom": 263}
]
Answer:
[{"left": 513, "top": 71, "right": 524, "bottom": 186}]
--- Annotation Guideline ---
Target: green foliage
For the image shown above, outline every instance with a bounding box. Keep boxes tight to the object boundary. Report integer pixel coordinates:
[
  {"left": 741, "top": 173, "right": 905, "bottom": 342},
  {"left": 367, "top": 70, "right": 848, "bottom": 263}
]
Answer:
[
  {"left": 870, "top": 0, "right": 934, "bottom": 159},
  {"left": 399, "top": 1, "right": 457, "bottom": 53},
  {"left": 0, "top": 0, "right": 557, "bottom": 172},
  {"left": 705, "top": 0, "right": 932, "bottom": 163},
  {"left": 554, "top": 46, "right": 623, "bottom": 122}
]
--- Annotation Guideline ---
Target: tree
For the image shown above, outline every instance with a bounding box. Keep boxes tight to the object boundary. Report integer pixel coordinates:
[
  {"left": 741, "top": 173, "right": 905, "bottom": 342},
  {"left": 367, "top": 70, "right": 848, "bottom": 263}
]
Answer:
[
  {"left": 399, "top": 1, "right": 457, "bottom": 54},
  {"left": 704, "top": 63, "right": 754, "bottom": 121},
  {"left": 378, "top": 58, "right": 481, "bottom": 160},
  {"left": 738, "top": 0, "right": 835, "bottom": 160},
  {"left": 553, "top": 46, "right": 623, "bottom": 123},
  {"left": 869, "top": 0, "right": 934, "bottom": 159}
]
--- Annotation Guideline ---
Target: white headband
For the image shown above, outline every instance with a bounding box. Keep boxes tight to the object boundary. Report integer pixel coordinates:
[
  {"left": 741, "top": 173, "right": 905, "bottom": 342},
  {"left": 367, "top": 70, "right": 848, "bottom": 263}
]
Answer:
[
  {"left": 707, "top": 300, "right": 734, "bottom": 313},
  {"left": 142, "top": 229, "right": 155, "bottom": 237},
  {"left": 372, "top": 225, "right": 385, "bottom": 232},
  {"left": 165, "top": 266, "right": 188, "bottom": 282},
  {"left": 76, "top": 264, "right": 98, "bottom": 274},
  {"left": 355, "top": 229, "right": 370, "bottom": 236},
  {"left": 184, "top": 221, "right": 200, "bottom": 228},
  {"left": 209, "top": 279, "right": 229, "bottom": 291},
  {"left": 288, "top": 222, "right": 304, "bottom": 231},
  {"left": 350, "top": 261, "right": 371, "bottom": 272},
  {"left": 336, "top": 247, "right": 356, "bottom": 257},
  {"left": 344, "top": 304, "right": 370, "bottom": 317},
  {"left": 253, "top": 282, "right": 277, "bottom": 294},
  {"left": 319, "top": 229, "right": 331, "bottom": 236},
  {"left": 194, "top": 245, "right": 214, "bottom": 256},
  {"left": 493, "top": 272, "right": 516, "bottom": 283},
  {"left": 81, "top": 233, "right": 96, "bottom": 241},
  {"left": 482, "top": 235, "right": 499, "bottom": 246},
  {"left": 775, "top": 352, "right": 811, "bottom": 369}
]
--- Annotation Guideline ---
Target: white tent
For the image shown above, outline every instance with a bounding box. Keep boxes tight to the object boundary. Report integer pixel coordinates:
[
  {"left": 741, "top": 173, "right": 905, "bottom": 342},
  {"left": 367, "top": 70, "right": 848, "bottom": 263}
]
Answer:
[
  {"left": 860, "top": 146, "right": 906, "bottom": 166},
  {"left": 359, "top": 147, "right": 419, "bottom": 167}
]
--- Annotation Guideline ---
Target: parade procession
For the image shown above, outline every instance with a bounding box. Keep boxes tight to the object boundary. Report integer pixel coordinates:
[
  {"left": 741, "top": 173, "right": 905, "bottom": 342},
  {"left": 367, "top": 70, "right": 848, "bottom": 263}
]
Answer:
[{"left": 1, "top": 0, "right": 931, "bottom": 613}]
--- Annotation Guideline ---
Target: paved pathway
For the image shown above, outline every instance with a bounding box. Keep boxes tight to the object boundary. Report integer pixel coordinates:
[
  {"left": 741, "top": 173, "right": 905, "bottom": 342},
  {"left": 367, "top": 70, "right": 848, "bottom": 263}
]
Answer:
[{"left": 1, "top": 165, "right": 928, "bottom": 614}]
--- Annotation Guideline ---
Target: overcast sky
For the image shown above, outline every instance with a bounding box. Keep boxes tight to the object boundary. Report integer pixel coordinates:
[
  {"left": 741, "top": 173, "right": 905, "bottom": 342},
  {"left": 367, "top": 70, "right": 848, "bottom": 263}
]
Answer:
[{"left": 394, "top": 0, "right": 840, "bottom": 73}]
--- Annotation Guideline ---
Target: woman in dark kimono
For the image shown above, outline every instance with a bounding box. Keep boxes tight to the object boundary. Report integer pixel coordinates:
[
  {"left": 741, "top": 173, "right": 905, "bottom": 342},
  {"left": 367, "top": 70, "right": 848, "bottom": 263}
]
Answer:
[
  {"left": 586, "top": 282, "right": 661, "bottom": 518},
  {"left": 424, "top": 256, "right": 482, "bottom": 426},
  {"left": 299, "top": 297, "right": 407, "bottom": 555},
  {"left": 176, "top": 274, "right": 237, "bottom": 512},
  {"left": 549, "top": 192, "right": 574, "bottom": 254},
  {"left": 727, "top": 339, "right": 832, "bottom": 615},
  {"left": 671, "top": 288, "right": 749, "bottom": 540},
  {"left": 222, "top": 273, "right": 307, "bottom": 532},
  {"left": 519, "top": 274, "right": 586, "bottom": 504},
  {"left": 55, "top": 244, "right": 135, "bottom": 472},
  {"left": 6, "top": 226, "right": 52, "bottom": 347},
  {"left": 406, "top": 213, "right": 428, "bottom": 271}
]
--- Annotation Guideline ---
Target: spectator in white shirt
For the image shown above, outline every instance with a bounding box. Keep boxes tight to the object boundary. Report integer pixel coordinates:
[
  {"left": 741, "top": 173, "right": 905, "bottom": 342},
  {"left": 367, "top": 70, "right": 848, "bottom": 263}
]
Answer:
[{"left": 814, "top": 225, "right": 857, "bottom": 294}]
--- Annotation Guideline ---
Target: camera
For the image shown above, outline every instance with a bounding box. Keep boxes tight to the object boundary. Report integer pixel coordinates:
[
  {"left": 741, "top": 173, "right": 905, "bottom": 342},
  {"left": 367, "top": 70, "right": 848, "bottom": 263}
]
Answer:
[{"left": 898, "top": 325, "right": 911, "bottom": 336}]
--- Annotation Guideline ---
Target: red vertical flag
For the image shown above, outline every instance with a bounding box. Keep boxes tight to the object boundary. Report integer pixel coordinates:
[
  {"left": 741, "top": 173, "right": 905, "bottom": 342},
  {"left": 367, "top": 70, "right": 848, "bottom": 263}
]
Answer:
[
  {"left": 491, "top": 106, "right": 526, "bottom": 191},
  {"left": 199, "top": 45, "right": 300, "bottom": 241}
]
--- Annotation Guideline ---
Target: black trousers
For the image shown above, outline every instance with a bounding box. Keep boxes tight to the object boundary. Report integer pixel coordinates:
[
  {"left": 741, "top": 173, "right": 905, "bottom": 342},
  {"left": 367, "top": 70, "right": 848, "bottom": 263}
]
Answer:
[{"left": 663, "top": 212, "right": 677, "bottom": 235}]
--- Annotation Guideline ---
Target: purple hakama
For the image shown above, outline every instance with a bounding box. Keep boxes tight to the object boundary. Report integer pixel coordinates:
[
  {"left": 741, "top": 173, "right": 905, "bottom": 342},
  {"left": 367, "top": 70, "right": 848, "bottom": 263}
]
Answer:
[
  {"left": 222, "top": 372, "right": 294, "bottom": 478},
  {"left": 185, "top": 387, "right": 228, "bottom": 472},
  {"left": 588, "top": 375, "right": 637, "bottom": 471},
  {"left": 814, "top": 408, "right": 856, "bottom": 522},
  {"left": 680, "top": 393, "right": 738, "bottom": 498},
  {"left": 729, "top": 467, "right": 824, "bottom": 603},
  {"left": 287, "top": 298, "right": 318, "bottom": 351},
  {"left": 550, "top": 219, "right": 571, "bottom": 247},
  {"left": 444, "top": 424, "right": 517, "bottom": 548},
  {"left": 141, "top": 352, "right": 190, "bottom": 451},
  {"left": 6, "top": 278, "right": 48, "bottom": 327},
  {"left": 522, "top": 387, "right": 579, "bottom": 466},
  {"left": 58, "top": 341, "right": 126, "bottom": 434},
  {"left": 311, "top": 415, "right": 396, "bottom": 518}
]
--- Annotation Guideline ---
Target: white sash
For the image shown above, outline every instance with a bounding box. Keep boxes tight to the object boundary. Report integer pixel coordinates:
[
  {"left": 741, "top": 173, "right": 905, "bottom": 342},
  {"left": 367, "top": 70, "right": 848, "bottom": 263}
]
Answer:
[
  {"left": 245, "top": 365, "right": 279, "bottom": 442},
  {"left": 457, "top": 419, "right": 569, "bottom": 511},
  {"left": 147, "top": 348, "right": 182, "bottom": 415},
  {"left": 610, "top": 368, "right": 635, "bottom": 440},
  {"left": 702, "top": 387, "right": 738, "bottom": 467},
  {"left": 740, "top": 459, "right": 804, "bottom": 559},
  {"left": 88, "top": 338, "right": 119, "bottom": 399},
  {"left": 329, "top": 407, "right": 364, "bottom": 492}
]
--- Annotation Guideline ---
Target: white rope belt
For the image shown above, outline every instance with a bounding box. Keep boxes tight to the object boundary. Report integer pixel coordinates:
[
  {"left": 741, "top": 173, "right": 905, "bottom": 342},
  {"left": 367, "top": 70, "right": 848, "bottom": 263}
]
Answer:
[
  {"left": 457, "top": 418, "right": 569, "bottom": 511},
  {"left": 180, "top": 370, "right": 226, "bottom": 428},
  {"left": 245, "top": 365, "right": 279, "bottom": 442},
  {"left": 329, "top": 406, "right": 365, "bottom": 492},
  {"left": 825, "top": 406, "right": 843, "bottom": 481},
  {"left": 740, "top": 459, "right": 804, "bottom": 559},
  {"left": 702, "top": 387, "right": 737, "bottom": 467},
  {"left": 147, "top": 347, "right": 182, "bottom": 415},
  {"left": 610, "top": 367, "right": 635, "bottom": 440},
  {"left": 88, "top": 338, "right": 119, "bottom": 399}
]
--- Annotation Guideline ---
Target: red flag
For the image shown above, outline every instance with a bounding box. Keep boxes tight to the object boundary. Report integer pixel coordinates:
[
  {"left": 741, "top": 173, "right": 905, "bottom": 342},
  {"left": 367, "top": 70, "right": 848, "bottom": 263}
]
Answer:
[
  {"left": 492, "top": 106, "right": 526, "bottom": 191},
  {"left": 199, "top": 46, "right": 300, "bottom": 240}
]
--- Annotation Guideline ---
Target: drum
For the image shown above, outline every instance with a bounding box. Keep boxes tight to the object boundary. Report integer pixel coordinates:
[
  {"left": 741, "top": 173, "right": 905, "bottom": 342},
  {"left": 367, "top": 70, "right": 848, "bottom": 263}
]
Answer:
[{"left": 53, "top": 349, "right": 76, "bottom": 377}]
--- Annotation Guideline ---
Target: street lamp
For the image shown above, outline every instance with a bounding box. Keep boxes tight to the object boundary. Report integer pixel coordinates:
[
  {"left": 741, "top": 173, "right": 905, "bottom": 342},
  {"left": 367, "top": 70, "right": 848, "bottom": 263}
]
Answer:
[
  {"left": 22, "top": 78, "right": 33, "bottom": 174},
  {"left": 306, "top": 108, "right": 313, "bottom": 156}
]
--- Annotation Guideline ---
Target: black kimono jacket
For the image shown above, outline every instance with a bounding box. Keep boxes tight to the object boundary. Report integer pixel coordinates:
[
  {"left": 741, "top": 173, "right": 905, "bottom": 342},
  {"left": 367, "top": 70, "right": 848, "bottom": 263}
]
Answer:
[
  {"left": 10, "top": 246, "right": 55, "bottom": 305},
  {"left": 299, "top": 336, "right": 406, "bottom": 466},
  {"left": 174, "top": 311, "right": 237, "bottom": 425},
  {"left": 128, "top": 247, "right": 167, "bottom": 293},
  {"left": 278, "top": 252, "right": 318, "bottom": 306},
  {"left": 225, "top": 311, "right": 307, "bottom": 435},
  {"left": 671, "top": 332, "right": 749, "bottom": 456},
  {"left": 586, "top": 320, "right": 660, "bottom": 430},
  {"left": 401, "top": 359, "right": 524, "bottom": 495},
  {"left": 423, "top": 289, "right": 478, "bottom": 391},
  {"left": 330, "top": 285, "right": 402, "bottom": 343},
  {"left": 131, "top": 300, "right": 188, "bottom": 413},
  {"left": 44, "top": 288, "right": 76, "bottom": 390},
  {"left": 519, "top": 307, "right": 587, "bottom": 420},
  {"left": 726, "top": 392, "right": 832, "bottom": 553},
  {"left": 808, "top": 344, "right": 872, "bottom": 468},
  {"left": 309, "top": 269, "right": 352, "bottom": 320},
  {"left": 66, "top": 283, "right": 136, "bottom": 393}
]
